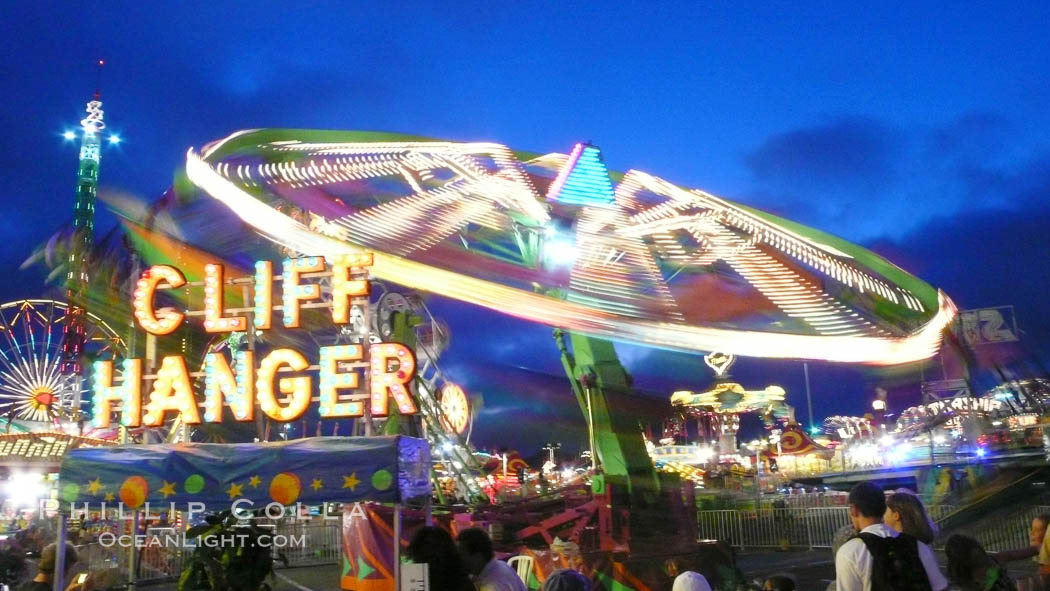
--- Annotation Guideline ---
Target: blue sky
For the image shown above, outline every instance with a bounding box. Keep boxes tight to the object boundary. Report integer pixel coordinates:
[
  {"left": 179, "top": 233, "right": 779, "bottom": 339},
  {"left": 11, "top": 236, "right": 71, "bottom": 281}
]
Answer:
[{"left": 2, "top": 2, "right": 1048, "bottom": 450}]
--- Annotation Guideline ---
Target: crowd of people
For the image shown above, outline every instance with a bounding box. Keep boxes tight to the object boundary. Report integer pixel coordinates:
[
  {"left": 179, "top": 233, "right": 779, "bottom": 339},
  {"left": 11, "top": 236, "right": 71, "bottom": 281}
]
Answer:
[
  {"left": 406, "top": 524, "right": 721, "bottom": 591},
  {"left": 405, "top": 483, "right": 1050, "bottom": 591},
  {"left": 812, "top": 482, "right": 1042, "bottom": 591}
]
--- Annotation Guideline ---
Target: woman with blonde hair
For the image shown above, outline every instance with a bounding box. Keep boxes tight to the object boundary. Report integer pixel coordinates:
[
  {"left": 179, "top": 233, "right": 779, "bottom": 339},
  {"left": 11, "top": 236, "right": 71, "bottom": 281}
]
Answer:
[{"left": 884, "top": 489, "right": 937, "bottom": 544}]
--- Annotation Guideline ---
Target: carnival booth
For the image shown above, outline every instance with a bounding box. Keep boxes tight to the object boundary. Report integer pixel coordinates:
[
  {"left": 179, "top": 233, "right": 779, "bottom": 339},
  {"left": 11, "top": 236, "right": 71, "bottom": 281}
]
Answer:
[{"left": 54, "top": 435, "right": 430, "bottom": 591}]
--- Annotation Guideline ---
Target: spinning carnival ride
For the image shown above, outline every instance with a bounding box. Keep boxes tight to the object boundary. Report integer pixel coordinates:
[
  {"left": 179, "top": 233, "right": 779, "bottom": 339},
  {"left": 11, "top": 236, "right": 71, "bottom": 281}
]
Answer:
[
  {"left": 185, "top": 130, "right": 954, "bottom": 365},
  {"left": 176, "top": 129, "right": 956, "bottom": 552}
]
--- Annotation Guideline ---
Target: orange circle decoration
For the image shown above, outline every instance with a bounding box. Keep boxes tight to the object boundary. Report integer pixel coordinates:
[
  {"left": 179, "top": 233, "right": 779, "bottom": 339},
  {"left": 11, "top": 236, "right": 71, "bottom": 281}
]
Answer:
[
  {"left": 780, "top": 431, "right": 805, "bottom": 453},
  {"left": 269, "top": 473, "right": 302, "bottom": 505},
  {"left": 119, "top": 476, "right": 149, "bottom": 508},
  {"left": 439, "top": 383, "right": 469, "bottom": 434}
]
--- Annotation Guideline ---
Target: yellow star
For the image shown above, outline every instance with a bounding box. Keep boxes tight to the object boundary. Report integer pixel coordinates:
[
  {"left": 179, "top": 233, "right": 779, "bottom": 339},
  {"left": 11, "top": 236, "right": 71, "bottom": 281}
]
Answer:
[
  {"left": 311, "top": 478, "right": 323, "bottom": 491},
  {"left": 103, "top": 492, "right": 115, "bottom": 503},
  {"left": 248, "top": 475, "right": 261, "bottom": 488},
  {"left": 342, "top": 473, "right": 361, "bottom": 491},
  {"left": 159, "top": 481, "right": 177, "bottom": 499},
  {"left": 227, "top": 482, "right": 244, "bottom": 499},
  {"left": 86, "top": 478, "right": 103, "bottom": 495}
]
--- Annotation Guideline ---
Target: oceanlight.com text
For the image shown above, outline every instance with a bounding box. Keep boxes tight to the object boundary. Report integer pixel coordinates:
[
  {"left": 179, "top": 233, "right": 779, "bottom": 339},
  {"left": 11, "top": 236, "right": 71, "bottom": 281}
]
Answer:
[{"left": 98, "top": 531, "right": 307, "bottom": 549}]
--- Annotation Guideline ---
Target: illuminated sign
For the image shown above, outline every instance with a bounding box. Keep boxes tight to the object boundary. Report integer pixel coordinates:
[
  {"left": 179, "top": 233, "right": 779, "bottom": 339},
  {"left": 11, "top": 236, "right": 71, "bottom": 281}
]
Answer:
[
  {"left": 93, "top": 254, "right": 417, "bottom": 428},
  {"left": 1009, "top": 414, "right": 1038, "bottom": 428},
  {"left": 958, "top": 306, "right": 1019, "bottom": 346},
  {"left": 923, "top": 397, "right": 1001, "bottom": 415},
  {"left": 0, "top": 433, "right": 114, "bottom": 463},
  {"left": 899, "top": 397, "right": 1003, "bottom": 428}
]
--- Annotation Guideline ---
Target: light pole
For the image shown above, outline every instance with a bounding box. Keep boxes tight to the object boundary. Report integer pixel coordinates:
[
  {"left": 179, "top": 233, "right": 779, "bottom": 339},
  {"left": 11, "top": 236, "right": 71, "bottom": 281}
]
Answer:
[
  {"left": 748, "top": 439, "right": 762, "bottom": 507},
  {"left": 542, "top": 442, "right": 561, "bottom": 464},
  {"left": 804, "top": 363, "right": 815, "bottom": 432}
]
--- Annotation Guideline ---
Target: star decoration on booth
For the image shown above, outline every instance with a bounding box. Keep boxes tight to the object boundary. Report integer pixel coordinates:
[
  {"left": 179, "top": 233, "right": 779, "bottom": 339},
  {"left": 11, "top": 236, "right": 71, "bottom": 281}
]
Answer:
[
  {"left": 159, "top": 481, "right": 177, "bottom": 499},
  {"left": 104, "top": 492, "right": 115, "bottom": 502},
  {"left": 311, "top": 478, "right": 323, "bottom": 491},
  {"left": 86, "top": 478, "right": 103, "bottom": 495},
  {"left": 249, "top": 476, "right": 261, "bottom": 488},
  {"left": 342, "top": 473, "right": 360, "bottom": 491},
  {"left": 227, "top": 482, "right": 243, "bottom": 499}
]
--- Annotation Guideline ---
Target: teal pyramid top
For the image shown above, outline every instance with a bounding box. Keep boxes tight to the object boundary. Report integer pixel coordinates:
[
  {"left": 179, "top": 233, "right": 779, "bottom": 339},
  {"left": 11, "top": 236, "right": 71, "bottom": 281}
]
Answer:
[{"left": 546, "top": 142, "right": 616, "bottom": 206}]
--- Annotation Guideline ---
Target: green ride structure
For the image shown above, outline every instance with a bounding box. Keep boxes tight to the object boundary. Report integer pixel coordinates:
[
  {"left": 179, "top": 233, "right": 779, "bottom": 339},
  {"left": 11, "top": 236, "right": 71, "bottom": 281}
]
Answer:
[{"left": 173, "top": 128, "right": 956, "bottom": 558}]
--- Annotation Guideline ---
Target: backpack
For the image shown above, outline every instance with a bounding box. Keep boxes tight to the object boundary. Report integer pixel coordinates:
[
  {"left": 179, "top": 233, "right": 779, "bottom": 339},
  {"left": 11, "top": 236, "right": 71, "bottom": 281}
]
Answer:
[
  {"left": 982, "top": 565, "right": 1016, "bottom": 591},
  {"left": 858, "top": 532, "right": 933, "bottom": 591}
]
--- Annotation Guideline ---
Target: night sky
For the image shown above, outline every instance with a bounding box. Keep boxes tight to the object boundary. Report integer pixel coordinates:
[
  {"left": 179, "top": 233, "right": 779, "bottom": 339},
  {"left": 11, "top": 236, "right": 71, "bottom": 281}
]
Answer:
[{"left": 2, "top": 3, "right": 1049, "bottom": 453}]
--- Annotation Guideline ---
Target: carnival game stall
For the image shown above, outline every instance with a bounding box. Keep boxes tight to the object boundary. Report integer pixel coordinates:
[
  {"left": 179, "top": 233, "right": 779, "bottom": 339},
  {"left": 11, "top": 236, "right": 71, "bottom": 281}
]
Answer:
[{"left": 54, "top": 435, "right": 430, "bottom": 591}]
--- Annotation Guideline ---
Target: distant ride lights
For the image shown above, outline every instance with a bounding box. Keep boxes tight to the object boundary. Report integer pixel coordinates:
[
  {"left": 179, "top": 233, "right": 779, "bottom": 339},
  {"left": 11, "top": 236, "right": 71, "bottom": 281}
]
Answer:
[{"left": 91, "top": 253, "right": 418, "bottom": 428}]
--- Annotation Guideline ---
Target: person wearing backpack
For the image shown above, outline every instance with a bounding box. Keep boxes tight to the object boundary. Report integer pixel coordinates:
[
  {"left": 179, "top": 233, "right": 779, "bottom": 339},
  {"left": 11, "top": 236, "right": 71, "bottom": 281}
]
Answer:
[{"left": 835, "top": 482, "right": 948, "bottom": 591}]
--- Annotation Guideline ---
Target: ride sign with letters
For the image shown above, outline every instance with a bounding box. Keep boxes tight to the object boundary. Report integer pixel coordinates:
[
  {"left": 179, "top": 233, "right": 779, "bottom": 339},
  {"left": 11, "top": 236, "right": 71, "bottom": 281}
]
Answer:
[
  {"left": 90, "top": 253, "right": 418, "bottom": 428},
  {"left": 958, "top": 306, "right": 1019, "bottom": 346}
]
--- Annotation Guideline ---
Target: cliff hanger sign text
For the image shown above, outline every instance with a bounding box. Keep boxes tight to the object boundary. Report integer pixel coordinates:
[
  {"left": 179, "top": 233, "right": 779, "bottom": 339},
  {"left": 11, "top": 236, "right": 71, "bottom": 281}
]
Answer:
[{"left": 91, "top": 254, "right": 418, "bottom": 428}]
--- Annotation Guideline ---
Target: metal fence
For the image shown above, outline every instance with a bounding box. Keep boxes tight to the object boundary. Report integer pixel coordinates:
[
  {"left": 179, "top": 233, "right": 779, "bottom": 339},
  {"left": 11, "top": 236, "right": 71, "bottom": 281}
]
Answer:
[
  {"left": 697, "top": 507, "right": 851, "bottom": 549},
  {"left": 697, "top": 503, "right": 1049, "bottom": 552},
  {"left": 697, "top": 505, "right": 957, "bottom": 549},
  {"left": 961, "top": 505, "right": 1050, "bottom": 553},
  {"left": 270, "top": 520, "right": 342, "bottom": 566}
]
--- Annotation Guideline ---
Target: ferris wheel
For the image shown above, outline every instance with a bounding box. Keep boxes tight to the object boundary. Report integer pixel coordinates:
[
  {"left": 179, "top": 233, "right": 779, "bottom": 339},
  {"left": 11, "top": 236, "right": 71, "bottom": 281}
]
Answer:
[{"left": 0, "top": 300, "right": 124, "bottom": 422}]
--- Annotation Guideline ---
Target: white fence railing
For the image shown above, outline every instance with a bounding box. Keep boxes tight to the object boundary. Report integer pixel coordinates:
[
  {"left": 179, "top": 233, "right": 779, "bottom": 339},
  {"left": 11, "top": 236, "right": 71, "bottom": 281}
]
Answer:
[
  {"left": 961, "top": 505, "right": 1050, "bottom": 553},
  {"left": 697, "top": 503, "right": 1048, "bottom": 551},
  {"left": 697, "top": 507, "right": 851, "bottom": 549},
  {"left": 697, "top": 506, "right": 956, "bottom": 549}
]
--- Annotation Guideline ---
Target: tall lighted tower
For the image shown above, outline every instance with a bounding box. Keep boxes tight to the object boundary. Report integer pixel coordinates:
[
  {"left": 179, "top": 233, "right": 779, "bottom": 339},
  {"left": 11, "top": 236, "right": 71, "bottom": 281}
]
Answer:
[{"left": 60, "top": 61, "right": 107, "bottom": 384}]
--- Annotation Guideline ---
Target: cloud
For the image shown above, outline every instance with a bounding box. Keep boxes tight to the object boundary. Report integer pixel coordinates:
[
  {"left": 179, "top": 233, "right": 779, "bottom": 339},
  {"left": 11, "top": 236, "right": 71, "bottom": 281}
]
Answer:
[
  {"left": 922, "top": 112, "right": 1013, "bottom": 166},
  {"left": 868, "top": 199, "right": 1050, "bottom": 360},
  {"left": 744, "top": 116, "right": 903, "bottom": 189},
  {"left": 740, "top": 113, "right": 1050, "bottom": 241}
]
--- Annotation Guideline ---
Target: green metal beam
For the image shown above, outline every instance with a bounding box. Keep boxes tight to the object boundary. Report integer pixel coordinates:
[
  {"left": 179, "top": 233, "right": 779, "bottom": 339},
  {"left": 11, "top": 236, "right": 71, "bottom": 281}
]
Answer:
[{"left": 554, "top": 330, "right": 658, "bottom": 498}]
